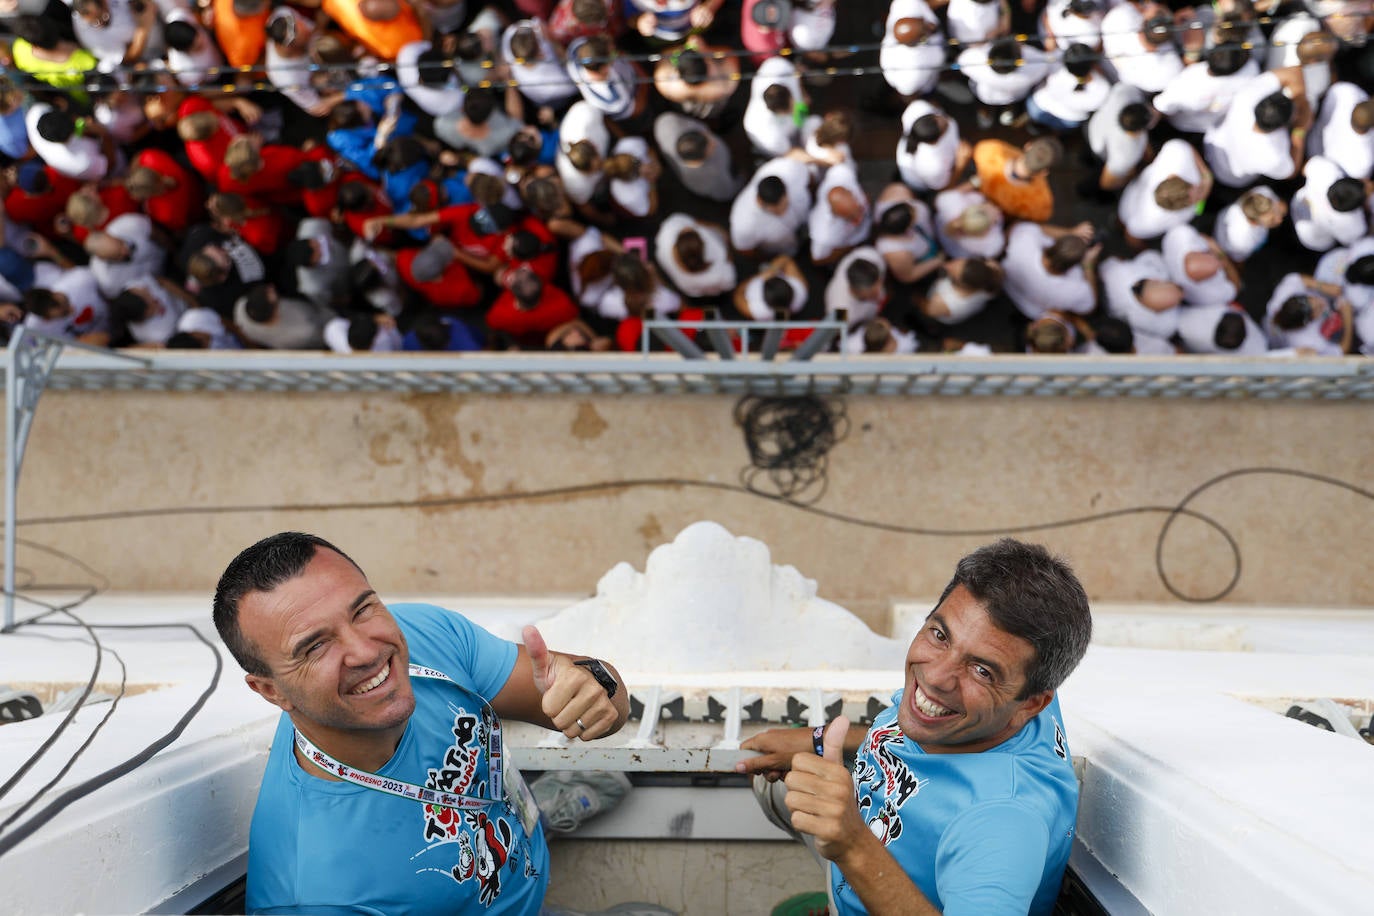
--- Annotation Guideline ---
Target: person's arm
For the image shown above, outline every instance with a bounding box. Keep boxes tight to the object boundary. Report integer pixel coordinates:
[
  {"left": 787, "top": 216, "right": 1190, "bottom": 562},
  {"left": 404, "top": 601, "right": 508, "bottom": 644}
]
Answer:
[
  {"left": 123, "top": 0, "right": 161, "bottom": 65},
  {"left": 362, "top": 209, "right": 441, "bottom": 240},
  {"left": 157, "top": 276, "right": 201, "bottom": 311},
  {"left": 735, "top": 715, "right": 866, "bottom": 780},
  {"left": 1337, "top": 297, "right": 1355, "bottom": 354},
  {"left": 489, "top": 625, "right": 630, "bottom": 739},
  {"left": 785, "top": 719, "right": 941, "bottom": 915}
]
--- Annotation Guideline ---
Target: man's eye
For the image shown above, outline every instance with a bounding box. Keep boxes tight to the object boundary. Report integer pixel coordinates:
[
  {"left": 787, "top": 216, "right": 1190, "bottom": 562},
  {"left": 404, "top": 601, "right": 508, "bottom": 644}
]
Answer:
[
  {"left": 972, "top": 665, "right": 992, "bottom": 680},
  {"left": 928, "top": 626, "right": 946, "bottom": 642}
]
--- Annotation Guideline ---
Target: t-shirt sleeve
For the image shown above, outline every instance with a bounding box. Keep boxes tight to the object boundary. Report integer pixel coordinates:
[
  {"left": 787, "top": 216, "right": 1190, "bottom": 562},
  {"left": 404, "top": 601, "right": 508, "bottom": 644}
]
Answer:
[
  {"left": 934, "top": 802, "right": 1052, "bottom": 916},
  {"left": 397, "top": 604, "right": 519, "bottom": 701}
]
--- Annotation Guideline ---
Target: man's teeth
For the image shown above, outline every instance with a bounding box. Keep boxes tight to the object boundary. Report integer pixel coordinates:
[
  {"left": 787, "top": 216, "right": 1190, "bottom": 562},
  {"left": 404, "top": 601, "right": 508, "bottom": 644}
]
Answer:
[
  {"left": 351, "top": 664, "right": 390, "bottom": 695},
  {"left": 914, "top": 685, "right": 955, "bottom": 717}
]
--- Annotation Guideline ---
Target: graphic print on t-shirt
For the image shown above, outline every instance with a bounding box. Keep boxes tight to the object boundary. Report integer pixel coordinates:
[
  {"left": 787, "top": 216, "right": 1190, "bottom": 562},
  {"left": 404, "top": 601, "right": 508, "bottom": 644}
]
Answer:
[{"left": 853, "top": 721, "right": 930, "bottom": 846}]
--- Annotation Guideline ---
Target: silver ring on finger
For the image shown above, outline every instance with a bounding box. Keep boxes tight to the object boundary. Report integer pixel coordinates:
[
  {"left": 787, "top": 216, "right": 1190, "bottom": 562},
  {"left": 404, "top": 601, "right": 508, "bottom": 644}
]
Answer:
[{"left": 576, "top": 717, "right": 587, "bottom": 732}]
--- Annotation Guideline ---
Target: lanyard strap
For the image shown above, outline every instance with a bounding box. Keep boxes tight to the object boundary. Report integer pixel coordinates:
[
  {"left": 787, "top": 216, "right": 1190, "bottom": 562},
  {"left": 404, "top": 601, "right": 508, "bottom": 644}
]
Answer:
[{"left": 293, "top": 664, "right": 503, "bottom": 811}]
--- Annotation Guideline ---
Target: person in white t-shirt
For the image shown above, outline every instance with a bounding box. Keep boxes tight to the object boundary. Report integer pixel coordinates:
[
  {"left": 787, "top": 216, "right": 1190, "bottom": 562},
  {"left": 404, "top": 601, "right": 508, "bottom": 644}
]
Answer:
[
  {"left": 744, "top": 56, "right": 812, "bottom": 157},
  {"left": 957, "top": 37, "right": 1049, "bottom": 114},
  {"left": 567, "top": 227, "right": 619, "bottom": 311},
  {"left": 896, "top": 100, "right": 969, "bottom": 193},
  {"left": 1100, "top": 250, "right": 1185, "bottom": 340},
  {"left": 21, "top": 266, "right": 109, "bottom": 344},
  {"left": 265, "top": 8, "right": 343, "bottom": 118},
  {"left": 1001, "top": 221, "right": 1099, "bottom": 319},
  {"left": 790, "top": 0, "right": 837, "bottom": 51},
  {"left": 824, "top": 247, "right": 887, "bottom": 327},
  {"left": 1101, "top": 2, "right": 1182, "bottom": 93},
  {"left": 1291, "top": 155, "right": 1370, "bottom": 251},
  {"left": 598, "top": 253, "right": 682, "bottom": 322},
  {"left": 1314, "top": 239, "right": 1374, "bottom": 312},
  {"left": 323, "top": 313, "right": 404, "bottom": 353},
  {"left": 1176, "top": 305, "right": 1269, "bottom": 355},
  {"left": 1085, "top": 83, "right": 1152, "bottom": 191},
  {"left": 555, "top": 101, "right": 611, "bottom": 206},
  {"left": 604, "top": 136, "right": 660, "bottom": 218},
  {"left": 1203, "top": 71, "right": 1302, "bottom": 187},
  {"left": 1117, "top": 138, "right": 1212, "bottom": 243},
  {"left": 162, "top": 8, "right": 223, "bottom": 88},
  {"left": 110, "top": 276, "right": 194, "bottom": 345},
  {"left": 85, "top": 213, "right": 166, "bottom": 299},
  {"left": 395, "top": 41, "right": 465, "bottom": 118},
  {"left": 655, "top": 213, "right": 736, "bottom": 299},
  {"left": 880, "top": 2, "right": 944, "bottom": 99},
  {"left": 566, "top": 34, "right": 647, "bottom": 123},
  {"left": 873, "top": 183, "right": 943, "bottom": 286},
  {"left": 1040, "top": 0, "right": 1102, "bottom": 51},
  {"left": 1151, "top": 42, "right": 1259, "bottom": 135},
  {"left": 1213, "top": 187, "right": 1287, "bottom": 263},
  {"left": 1312, "top": 82, "right": 1374, "bottom": 180},
  {"left": 1264, "top": 271, "right": 1353, "bottom": 355},
  {"left": 933, "top": 189, "right": 1005, "bottom": 260},
  {"left": 1027, "top": 43, "right": 1109, "bottom": 131},
  {"left": 1162, "top": 224, "right": 1240, "bottom": 305},
  {"left": 72, "top": 0, "right": 162, "bottom": 72},
  {"left": 503, "top": 21, "right": 579, "bottom": 111},
  {"left": 808, "top": 163, "right": 871, "bottom": 265},
  {"left": 916, "top": 257, "right": 1004, "bottom": 325},
  {"left": 843, "top": 317, "right": 918, "bottom": 355},
  {"left": 26, "top": 103, "right": 111, "bottom": 181},
  {"left": 945, "top": 0, "right": 1009, "bottom": 46},
  {"left": 730, "top": 156, "right": 813, "bottom": 258},
  {"left": 734, "top": 254, "right": 808, "bottom": 320}
]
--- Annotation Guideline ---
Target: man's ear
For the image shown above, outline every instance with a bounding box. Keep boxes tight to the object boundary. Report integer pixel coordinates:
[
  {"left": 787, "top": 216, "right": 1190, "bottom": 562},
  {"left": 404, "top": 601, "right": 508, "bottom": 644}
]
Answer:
[
  {"left": 245, "top": 673, "right": 294, "bottom": 712},
  {"left": 1012, "top": 690, "right": 1054, "bottom": 730}
]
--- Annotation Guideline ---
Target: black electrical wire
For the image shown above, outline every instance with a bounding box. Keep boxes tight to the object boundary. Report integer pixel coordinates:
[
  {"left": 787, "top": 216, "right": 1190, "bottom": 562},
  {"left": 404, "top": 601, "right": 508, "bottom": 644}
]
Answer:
[{"left": 735, "top": 395, "right": 848, "bottom": 504}]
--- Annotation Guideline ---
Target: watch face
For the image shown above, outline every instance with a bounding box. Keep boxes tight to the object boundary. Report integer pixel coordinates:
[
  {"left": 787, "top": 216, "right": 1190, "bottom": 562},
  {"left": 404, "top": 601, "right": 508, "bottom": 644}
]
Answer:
[{"left": 574, "top": 658, "right": 617, "bottom": 698}]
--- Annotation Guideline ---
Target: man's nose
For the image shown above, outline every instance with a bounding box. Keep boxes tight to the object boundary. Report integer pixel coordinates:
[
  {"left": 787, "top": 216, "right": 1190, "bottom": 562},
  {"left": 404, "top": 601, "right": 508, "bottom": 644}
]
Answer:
[
  {"left": 339, "top": 624, "right": 380, "bottom": 667},
  {"left": 923, "top": 652, "right": 961, "bottom": 690}
]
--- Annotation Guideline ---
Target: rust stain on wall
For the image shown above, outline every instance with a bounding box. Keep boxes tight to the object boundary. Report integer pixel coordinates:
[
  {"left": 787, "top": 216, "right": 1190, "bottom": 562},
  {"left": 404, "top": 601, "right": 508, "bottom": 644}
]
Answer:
[
  {"left": 409, "top": 395, "right": 486, "bottom": 492},
  {"left": 571, "top": 402, "right": 608, "bottom": 440},
  {"left": 637, "top": 514, "right": 663, "bottom": 545}
]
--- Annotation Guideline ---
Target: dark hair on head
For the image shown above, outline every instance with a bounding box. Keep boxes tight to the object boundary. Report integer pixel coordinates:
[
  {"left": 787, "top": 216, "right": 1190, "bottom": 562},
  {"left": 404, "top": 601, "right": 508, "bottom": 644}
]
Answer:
[
  {"left": 762, "top": 83, "right": 792, "bottom": 114},
  {"left": 265, "top": 15, "right": 293, "bottom": 45},
  {"left": 676, "top": 49, "right": 708, "bottom": 85},
  {"left": 935, "top": 538, "right": 1092, "bottom": 698},
  {"left": 509, "top": 26, "right": 540, "bottom": 62},
  {"left": 1214, "top": 311, "right": 1247, "bottom": 350},
  {"left": 878, "top": 201, "right": 914, "bottom": 236},
  {"left": 411, "top": 310, "right": 452, "bottom": 350},
  {"left": 1326, "top": 177, "right": 1365, "bottom": 213},
  {"left": 1117, "top": 104, "right": 1149, "bottom": 133},
  {"left": 762, "top": 275, "right": 794, "bottom": 312},
  {"left": 455, "top": 32, "right": 485, "bottom": 61},
  {"left": 1206, "top": 41, "right": 1249, "bottom": 76},
  {"left": 285, "top": 239, "right": 316, "bottom": 270},
  {"left": 676, "top": 130, "right": 708, "bottom": 163},
  {"left": 166, "top": 331, "right": 208, "bottom": 349},
  {"left": 612, "top": 253, "right": 652, "bottom": 292},
  {"left": 109, "top": 290, "right": 150, "bottom": 324},
  {"left": 243, "top": 283, "right": 276, "bottom": 323},
  {"left": 988, "top": 38, "right": 1020, "bottom": 75},
  {"left": 567, "top": 138, "right": 599, "bottom": 172},
  {"left": 22, "top": 288, "right": 64, "bottom": 320},
  {"left": 960, "top": 258, "right": 1003, "bottom": 293},
  {"left": 336, "top": 181, "right": 373, "bottom": 212},
  {"left": 846, "top": 257, "right": 881, "bottom": 291},
  {"left": 1143, "top": 13, "right": 1174, "bottom": 47},
  {"left": 509, "top": 229, "right": 543, "bottom": 261},
  {"left": 213, "top": 532, "right": 364, "bottom": 676},
  {"left": 508, "top": 129, "right": 542, "bottom": 166},
  {"left": 571, "top": 0, "right": 608, "bottom": 24},
  {"left": 1253, "top": 92, "right": 1293, "bottom": 132},
  {"left": 379, "top": 136, "right": 429, "bottom": 174},
  {"left": 287, "top": 160, "right": 329, "bottom": 190},
  {"left": 1275, "top": 295, "right": 1314, "bottom": 330},
  {"left": 329, "top": 101, "right": 368, "bottom": 132},
  {"left": 416, "top": 46, "right": 452, "bottom": 86},
  {"left": 862, "top": 319, "right": 893, "bottom": 352},
  {"left": 1094, "top": 316, "right": 1134, "bottom": 353},
  {"left": 35, "top": 110, "right": 75, "bottom": 144},
  {"left": 578, "top": 33, "right": 614, "bottom": 67},
  {"left": 1063, "top": 43, "right": 1096, "bottom": 82},
  {"left": 350, "top": 258, "right": 381, "bottom": 291},
  {"left": 1046, "top": 236, "right": 1087, "bottom": 273},
  {"left": 1346, "top": 254, "right": 1374, "bottom": 286},
  {"left": 467, "top": 171, "right": 505, "bottom": 207},
  {"left": 1130, "top": 278, "right": 1148, "bottom": 300},
  {"left": 756, "top": 175, "right": 787, "bottom": 205},
  {"left": 674, "top": 228, "right": 707, "bottom": 272},
  {"left": 1065, "top": 0, "right": 1097, "bottom": 16},
  {"left": 347, "top": 312, "right": 378, "bottom": 350},
  {"left": 463, "top": 87, "right": 496, "bottom": 125},
  {"left": 907, "top": 113, "right": 942, "bottom": 153},
  {"left": 164, "top": 20, "right": 199, "bottom": 51},
  {"left": 11, "top": 15, "right": 62, "bottom": 50}
]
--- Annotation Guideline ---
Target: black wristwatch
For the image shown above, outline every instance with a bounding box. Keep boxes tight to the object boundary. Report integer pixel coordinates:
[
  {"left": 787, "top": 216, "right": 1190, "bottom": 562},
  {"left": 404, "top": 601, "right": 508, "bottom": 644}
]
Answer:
[{"left": 573, "top": 659, "right": 618, "bottom": 699}]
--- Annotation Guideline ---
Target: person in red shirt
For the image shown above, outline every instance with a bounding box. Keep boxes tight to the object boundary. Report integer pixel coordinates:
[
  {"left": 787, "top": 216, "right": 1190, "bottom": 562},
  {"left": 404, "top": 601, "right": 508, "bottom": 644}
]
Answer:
[
  {"left": 487, "top": 266, "right": 578, "bottom": 347},
  {"left": 175, "top": 98, "right": 247, "bottom": 183},
  {"left": 63, "top": 183, "right": 140, "bottom": 245},
  {"left": 206, "top": 192, "right": 286, "bottom": 255},
  {"left": 4, "top": 162, "right": 80, "bottom": 239},
  {"left": 334, "top": 174, "right": 394, "bottom": 244},
  {"left": 216, "top": 135, "right": 307, "bottom": 205},
  {"left": 395, "top": 236, "right": 482, "bottom": 310},
  {"left": 125, "top": 148, "right": 204, "bottom": 234}
]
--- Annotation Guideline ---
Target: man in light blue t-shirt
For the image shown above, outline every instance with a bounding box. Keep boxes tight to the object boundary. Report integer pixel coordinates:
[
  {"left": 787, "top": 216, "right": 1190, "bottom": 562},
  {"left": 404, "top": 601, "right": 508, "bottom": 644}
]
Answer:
[
  {"left": 213, "top": 532, "right": 631, "bottom": 915},
  {"left": 738, "top": 539, "right": 1092, "bottom": 915}
]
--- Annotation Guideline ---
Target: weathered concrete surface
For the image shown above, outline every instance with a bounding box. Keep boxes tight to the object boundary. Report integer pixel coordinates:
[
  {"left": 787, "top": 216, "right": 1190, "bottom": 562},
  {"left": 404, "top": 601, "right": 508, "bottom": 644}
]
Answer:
[{"left": 11, "top": 391, "right": 1374, "bottom": 627}]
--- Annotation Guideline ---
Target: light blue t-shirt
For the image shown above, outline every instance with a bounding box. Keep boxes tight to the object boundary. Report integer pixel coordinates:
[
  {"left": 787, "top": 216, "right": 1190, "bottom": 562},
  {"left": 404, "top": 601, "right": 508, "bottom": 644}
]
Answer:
[
  {"left": 831, "top": 693, "right": 1078, "bottom": 916},
  {"left": 246, "top": 603, "right": 549, "bottom": 915}
]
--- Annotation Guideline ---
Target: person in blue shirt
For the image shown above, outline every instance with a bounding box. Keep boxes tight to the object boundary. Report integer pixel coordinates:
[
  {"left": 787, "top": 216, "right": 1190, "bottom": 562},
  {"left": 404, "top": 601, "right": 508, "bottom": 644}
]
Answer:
[
  {"left": 213, "top": 532, "right": 630, "bottom": 915},
  {"left": 738, "top": 538, "right": 1092, "bottom": 915}
]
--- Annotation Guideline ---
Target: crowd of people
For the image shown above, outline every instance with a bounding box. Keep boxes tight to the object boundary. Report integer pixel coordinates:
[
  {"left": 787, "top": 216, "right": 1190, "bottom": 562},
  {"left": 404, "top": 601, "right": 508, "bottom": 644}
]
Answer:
[{"left": 0, "top": 0, "right": 1371, "bottom": 356}]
